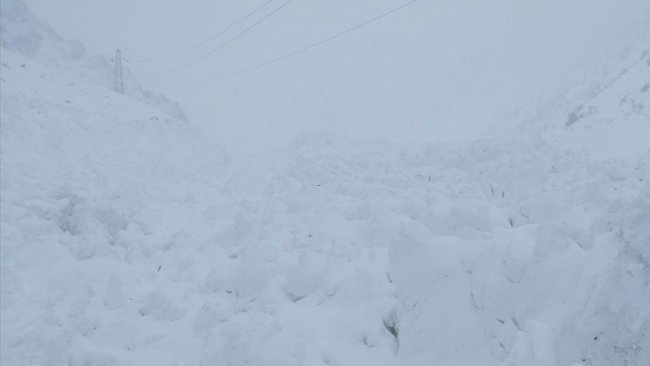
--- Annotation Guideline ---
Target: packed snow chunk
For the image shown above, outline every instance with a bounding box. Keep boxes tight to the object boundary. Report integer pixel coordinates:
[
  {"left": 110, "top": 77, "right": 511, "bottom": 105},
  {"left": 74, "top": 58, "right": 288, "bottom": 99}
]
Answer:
[
  {"left": 284, "top": 252, "right": 327, "bottom": 302},
  {"left": 102, "top": 275, "right": 124, "bottom": 311},
  {"left": 192, "top": 301, "right": 230, "bottom": 332},
  {"left": 390, "top": 222, "right": 487, "bottom": 364},
  {"left": 138, "top": 290, "right": 183, "bottom": 322}
]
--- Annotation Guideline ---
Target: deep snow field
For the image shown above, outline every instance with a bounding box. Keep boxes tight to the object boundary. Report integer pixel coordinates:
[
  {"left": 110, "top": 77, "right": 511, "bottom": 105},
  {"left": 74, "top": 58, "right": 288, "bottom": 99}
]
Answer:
[{"left": 1, "top": 1, "right": 650, "bottom": 365}]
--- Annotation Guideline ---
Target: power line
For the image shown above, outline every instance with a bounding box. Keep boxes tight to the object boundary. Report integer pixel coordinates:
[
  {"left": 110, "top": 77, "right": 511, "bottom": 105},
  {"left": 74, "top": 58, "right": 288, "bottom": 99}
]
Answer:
[
  {"left": 131, "top": 0, "right": 276, "bottom": 64},
  {"left": 173, "top": 0, "right": 420, "bottom": 84},
  {"left": 152, "top": 0, "right": 294, "bottom": 78}
]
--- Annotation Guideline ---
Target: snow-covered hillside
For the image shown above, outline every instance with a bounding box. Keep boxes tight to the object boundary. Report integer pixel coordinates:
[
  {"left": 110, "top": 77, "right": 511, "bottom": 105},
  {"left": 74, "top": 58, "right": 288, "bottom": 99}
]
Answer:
[
  {"left": 1, "top": 0, "right": 188, "bottom": 122},
  {"left": 0, "top": 47, "right": 223, "bottom": 365},
  {"left": 1, "top": 1, "right": 649, "bottom": 366},
  {"left": 556, "top": 39, "right": 650, "bottom": 161}
]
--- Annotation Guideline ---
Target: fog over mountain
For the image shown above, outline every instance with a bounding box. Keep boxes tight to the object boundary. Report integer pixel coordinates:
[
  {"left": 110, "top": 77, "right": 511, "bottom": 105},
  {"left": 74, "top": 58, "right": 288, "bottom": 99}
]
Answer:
[{"left": 23, "top": 0, "right": 650, "bottom": 151}]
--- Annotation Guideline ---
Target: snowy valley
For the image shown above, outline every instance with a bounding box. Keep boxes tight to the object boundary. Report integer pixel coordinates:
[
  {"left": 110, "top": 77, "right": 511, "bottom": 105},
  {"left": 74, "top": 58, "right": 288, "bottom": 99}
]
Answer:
[{"left": 1, "top": 1, "right": 649, "bottom": 365}]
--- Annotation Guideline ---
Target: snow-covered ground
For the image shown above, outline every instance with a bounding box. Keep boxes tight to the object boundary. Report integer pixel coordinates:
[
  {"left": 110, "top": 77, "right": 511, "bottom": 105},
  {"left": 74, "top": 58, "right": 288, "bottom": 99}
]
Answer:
[{"left": 1, "top": 1, "right": 649, "bottom": 365}]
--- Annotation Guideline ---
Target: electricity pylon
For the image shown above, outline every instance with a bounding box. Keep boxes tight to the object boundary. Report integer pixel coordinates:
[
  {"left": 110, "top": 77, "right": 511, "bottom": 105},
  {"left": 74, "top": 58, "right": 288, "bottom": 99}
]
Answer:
[{"left": 113, "top": 48, "right": 124, "bottom": 94}]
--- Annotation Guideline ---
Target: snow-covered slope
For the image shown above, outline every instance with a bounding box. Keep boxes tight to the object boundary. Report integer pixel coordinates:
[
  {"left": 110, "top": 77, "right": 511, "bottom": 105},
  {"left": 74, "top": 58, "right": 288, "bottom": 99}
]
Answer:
[
  {"left": 510, "top": 18, "right": 650, "bottom": 165},
  {"left": 1, "top": 3, "right": 226, "bottom": 363},
  {"left": 1, "top": 1, "right": 649, "bottom": 366},
  {"left": 1, "top": 0, "right": 188, "bottom": 121},
  {"left": 557, "top": 42, "right": 650, "bottom": 161}
]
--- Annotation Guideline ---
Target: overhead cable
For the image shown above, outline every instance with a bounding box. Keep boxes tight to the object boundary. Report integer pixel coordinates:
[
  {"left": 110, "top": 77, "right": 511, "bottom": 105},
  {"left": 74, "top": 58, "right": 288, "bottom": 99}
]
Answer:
[
  {"left": 131, "top": 0, "right": 276, "bottom": 64},
  {"left": 175, "top": 0, "right": 420, "bottom": 84},
  {"left": 152, "top": 0, "right": 294, "bottom": 77}
]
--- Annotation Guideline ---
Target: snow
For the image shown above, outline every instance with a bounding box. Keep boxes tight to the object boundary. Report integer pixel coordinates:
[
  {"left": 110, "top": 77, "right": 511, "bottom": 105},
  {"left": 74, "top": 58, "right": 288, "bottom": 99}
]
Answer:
[{"left": 2, "top": 1, "right": 650, "bottom": 366}]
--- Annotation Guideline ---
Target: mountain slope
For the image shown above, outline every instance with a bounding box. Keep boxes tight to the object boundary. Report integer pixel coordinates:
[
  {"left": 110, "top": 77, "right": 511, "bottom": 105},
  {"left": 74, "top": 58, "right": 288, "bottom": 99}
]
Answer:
[
  {"left": 558, "top": 42, "right": 650, "bottom": 160},
  {"left": 1, "top": 11, "right": 226, "bottom": 364},
  {"left": 1, "top": 0, "right": 188, "bottom": 121}
]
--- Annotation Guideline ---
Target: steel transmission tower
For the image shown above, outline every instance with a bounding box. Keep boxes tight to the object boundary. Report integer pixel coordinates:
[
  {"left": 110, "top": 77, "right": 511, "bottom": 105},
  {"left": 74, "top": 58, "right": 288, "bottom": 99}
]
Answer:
[{"left": 113, "top": 48, "right": 124, "bottom": 94}]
